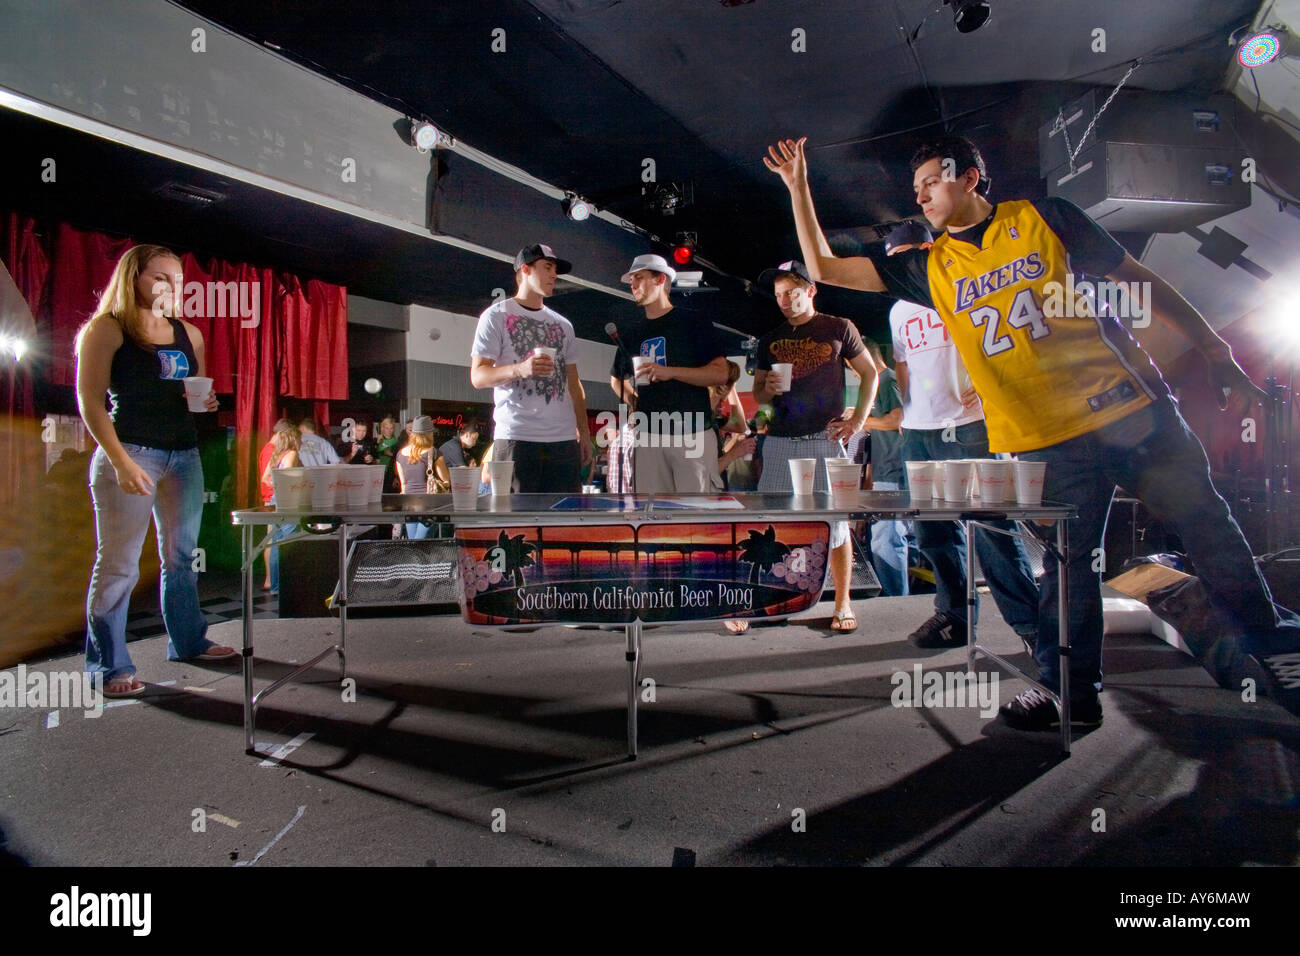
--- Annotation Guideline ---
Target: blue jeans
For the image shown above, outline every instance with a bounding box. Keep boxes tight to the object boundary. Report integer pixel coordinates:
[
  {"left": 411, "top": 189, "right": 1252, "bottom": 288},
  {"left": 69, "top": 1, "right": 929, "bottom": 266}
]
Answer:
[
  {"left": 869, "top": 480, "right": 910, "bottom": 596},
  {"left": 86, "top": 444, "right": 212, "bottom": 679},
  {"left": 901, "top": 421, "right": 1039, "bottom": 636},
  {"left": 1019, "top": 396, "right": 1299, "bottom": 699},
  {"left": 266, "top": 520, "right": 296, "bottom": 592}
]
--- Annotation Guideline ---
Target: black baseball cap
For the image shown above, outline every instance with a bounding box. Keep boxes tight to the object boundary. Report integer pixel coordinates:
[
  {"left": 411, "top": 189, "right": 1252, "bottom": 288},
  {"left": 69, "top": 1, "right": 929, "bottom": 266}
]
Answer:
[
  {"left": 884, "top": 221, "right": 933, "bottom": 252},
  {"left": 757, "top": 259, "right": 813, "bottom": 287},
  {"left": 514, "top": 243, "right": 572, "bottom": 274}
]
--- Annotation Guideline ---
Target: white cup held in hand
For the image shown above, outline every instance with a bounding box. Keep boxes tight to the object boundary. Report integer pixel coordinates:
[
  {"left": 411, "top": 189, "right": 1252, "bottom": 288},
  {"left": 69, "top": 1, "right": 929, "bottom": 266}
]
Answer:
[
  {"left": 488, "top": 459, "right": 514, "bottom": 496},
  {"left": 632, "top": 355, "right": 653, "bottom": 383},
  {"left": 788, "top": 457, "right": 816, "bottom": 496},
  {"left": 183, "top": 376, "right": 213, "bottom": 412},
  {"left": 770, "top": 363, "right": 793, "bottom": 393}
]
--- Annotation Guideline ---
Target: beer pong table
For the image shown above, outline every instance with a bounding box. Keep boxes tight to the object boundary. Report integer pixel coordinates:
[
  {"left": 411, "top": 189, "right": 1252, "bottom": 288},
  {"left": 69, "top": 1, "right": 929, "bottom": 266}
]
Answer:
[{"left": 231, "top": 491, "right": 1077, "bottom": 758}]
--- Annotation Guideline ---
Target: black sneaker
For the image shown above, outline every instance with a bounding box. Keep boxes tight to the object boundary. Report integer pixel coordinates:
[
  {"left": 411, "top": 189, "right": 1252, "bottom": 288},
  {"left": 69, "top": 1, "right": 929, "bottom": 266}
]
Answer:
[
  {"left": 1251, "top": 651, "right": 1300, "bottom": 717},
  {"left": 998, "top": 688, "right": 1103, "bottom": 731},
  {"left": 908, "top": 612, "right": 966, "bottom": 648}
]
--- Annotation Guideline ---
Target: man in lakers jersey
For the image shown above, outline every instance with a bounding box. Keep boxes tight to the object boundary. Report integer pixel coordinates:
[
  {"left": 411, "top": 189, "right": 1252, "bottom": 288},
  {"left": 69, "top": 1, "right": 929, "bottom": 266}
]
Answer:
[{"left": 764, "top": 133, "right": 1300, "bottom": 730}]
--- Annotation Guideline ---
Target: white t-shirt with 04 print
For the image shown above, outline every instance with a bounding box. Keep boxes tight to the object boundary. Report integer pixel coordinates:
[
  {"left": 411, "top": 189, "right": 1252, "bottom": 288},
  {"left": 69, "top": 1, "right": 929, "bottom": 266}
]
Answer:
[
  {"left": 889, "top": 299, "right": 985, "bottom": 431},
  {"left": 471, "top": 297, "right": 578, "bottom": 442}
]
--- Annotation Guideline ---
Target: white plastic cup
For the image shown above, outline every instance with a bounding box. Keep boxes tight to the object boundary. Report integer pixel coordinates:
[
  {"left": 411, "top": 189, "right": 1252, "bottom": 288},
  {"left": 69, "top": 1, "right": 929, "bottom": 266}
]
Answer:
[
  {"left": 976, "top": 459, "right": 1016, "bottom": 504},
  {"left": 825, "top": 460, "right": 861, "bottom": 504},
  {"left": 342, "top": 474, "right": 369, "bottom": 509},
  {"left": 788, "top": 457, "right": 816, "bottom": 496},
  {"left": 450, "top": 465, "right": 479, "bottom": 510},
  {"left": 182, "top": 376, "right": 213, "bottom": 412},
  {"left": 534, "top": 346, "right": 557, "bottom": 359},
  {"left": 940, "top": 460, "right": 974, "bottom": 501},
  {"left": 905, "top": 460, "right": 936, "bottom": 499},
  {"left": 632, "top": 355, "right": 653, "bottom": 382},
  {"left": 488, "top": 459, "right": 514, "bottom": 496},
  {"left": 271, "top": 468, "right": 314, "bottom": 511},
  {"left": 364, "top": 464, "right": 386, "bottom": 502},
  {"left": 770, "top": 363, "right": 793, "bottom": 393},
  {"left": 306, "top": 466, "right": 345, "bottom": 510},
  {"left": 1013, "top": 460, "right": 1047, "bottom": 506}
]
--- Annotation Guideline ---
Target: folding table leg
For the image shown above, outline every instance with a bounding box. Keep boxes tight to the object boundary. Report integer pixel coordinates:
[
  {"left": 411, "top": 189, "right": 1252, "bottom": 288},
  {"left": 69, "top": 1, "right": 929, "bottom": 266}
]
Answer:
[{"left": 626, "top": 620, "right": 642, "bottom": 759}]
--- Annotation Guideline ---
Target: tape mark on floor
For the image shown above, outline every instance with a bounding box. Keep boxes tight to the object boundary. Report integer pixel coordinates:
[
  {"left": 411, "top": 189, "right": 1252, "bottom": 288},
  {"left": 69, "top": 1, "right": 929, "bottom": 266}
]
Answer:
[
  {"left": 233, "top": 805, "right": 305, "bottom": 867},
  {"left": 209, "top": 812, "right": 241, "bottom": 828},
  {"left": 45, "top": 711, "right": 59, "bottom": 729},
  {"left": 258, "top": 732, "right": 315, "bottom": 767}
]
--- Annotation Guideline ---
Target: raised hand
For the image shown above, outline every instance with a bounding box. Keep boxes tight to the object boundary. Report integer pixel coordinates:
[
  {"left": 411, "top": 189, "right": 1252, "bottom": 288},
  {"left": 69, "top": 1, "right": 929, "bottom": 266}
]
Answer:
[{"left": 763, "top": 137, "right": 809, "bottom": 190}]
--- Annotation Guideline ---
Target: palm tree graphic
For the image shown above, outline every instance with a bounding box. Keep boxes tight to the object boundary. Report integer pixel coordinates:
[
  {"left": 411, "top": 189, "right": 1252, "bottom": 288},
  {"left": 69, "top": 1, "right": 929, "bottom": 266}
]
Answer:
[
  {"left": 738, "top": 525, "right": 792, "bottom": 584},
  {"left": 486, "top": 530, "right": 537, "bottom": 587}
]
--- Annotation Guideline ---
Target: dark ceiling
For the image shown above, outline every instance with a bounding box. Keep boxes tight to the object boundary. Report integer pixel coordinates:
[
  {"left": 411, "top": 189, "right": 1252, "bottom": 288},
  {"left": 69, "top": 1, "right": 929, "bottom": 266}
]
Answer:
[{"left": 3, "top": 0, "right": 1264, "bottom": 343}]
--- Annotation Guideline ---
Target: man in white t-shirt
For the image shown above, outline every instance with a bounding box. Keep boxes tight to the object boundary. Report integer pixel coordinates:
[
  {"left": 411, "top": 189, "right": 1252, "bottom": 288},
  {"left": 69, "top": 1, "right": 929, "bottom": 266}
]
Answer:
[
  {"left": 886, "top": 221, "right": 1039, "bottom": 652},
  {"left": 469, "top": 243, "right": 594, "bottom": 493}
]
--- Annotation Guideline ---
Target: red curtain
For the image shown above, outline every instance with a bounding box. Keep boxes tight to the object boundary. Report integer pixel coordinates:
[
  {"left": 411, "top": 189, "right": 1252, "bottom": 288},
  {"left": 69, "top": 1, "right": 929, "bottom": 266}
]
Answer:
[{"left": 0, "top": 210, "right": 350, "bottom": 509}]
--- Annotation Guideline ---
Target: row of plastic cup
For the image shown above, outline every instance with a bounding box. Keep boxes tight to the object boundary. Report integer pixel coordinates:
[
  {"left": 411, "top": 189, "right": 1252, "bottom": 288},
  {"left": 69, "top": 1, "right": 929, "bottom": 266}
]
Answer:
[
  {"left": 787, "top": 458, "right": 862, "bottom": 502},
  {"left": 904, "top": 458, "right": 1046, "bottom": 505},
  {"left": 271, "top": 465, "right": 386, "bottom": 511}
]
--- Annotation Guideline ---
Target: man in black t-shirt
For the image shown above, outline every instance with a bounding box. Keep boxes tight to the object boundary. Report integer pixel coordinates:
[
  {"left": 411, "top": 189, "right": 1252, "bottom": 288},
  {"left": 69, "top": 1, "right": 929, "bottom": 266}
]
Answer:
[
  {"left": 753, "top": 259, "right": 878, "bottom": 632},
  {"left": 763, "top": 132, "right": 1300, "bottom": 728},
  {"left": 609, "top": 254, "right": 729, "bottom": 493}
]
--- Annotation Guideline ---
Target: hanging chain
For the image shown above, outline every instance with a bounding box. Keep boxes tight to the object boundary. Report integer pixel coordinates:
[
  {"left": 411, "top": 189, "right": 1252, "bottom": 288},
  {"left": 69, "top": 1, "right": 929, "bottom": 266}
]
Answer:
[{"left": 1066, "top": 59, "right": 1144, "bottom": 170}]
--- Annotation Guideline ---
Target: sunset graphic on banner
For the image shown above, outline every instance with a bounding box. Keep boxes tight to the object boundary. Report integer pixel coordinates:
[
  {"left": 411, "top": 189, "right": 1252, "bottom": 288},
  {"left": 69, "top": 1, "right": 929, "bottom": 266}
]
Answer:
[{"left": 455, "top": 521, "right": 833, "bottom": 625}]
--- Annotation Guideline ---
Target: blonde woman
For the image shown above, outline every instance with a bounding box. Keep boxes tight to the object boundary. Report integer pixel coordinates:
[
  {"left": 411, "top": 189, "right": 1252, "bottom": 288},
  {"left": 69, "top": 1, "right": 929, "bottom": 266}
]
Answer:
[
  {"left": 258, "top": 419, "right": 301, "bottom": 592},
  {"left": 74, "top": 244, "right": 235, "bottom": 698},
  {"left": 395, "top": 416, "right": 449, "bottom": 538}
]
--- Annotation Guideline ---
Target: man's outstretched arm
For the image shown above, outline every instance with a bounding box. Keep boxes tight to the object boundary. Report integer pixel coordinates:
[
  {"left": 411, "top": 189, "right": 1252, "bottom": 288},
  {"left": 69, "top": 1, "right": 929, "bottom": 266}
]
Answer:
[{"left": 763, "top": 136, "right": 887, "bottom": 293}]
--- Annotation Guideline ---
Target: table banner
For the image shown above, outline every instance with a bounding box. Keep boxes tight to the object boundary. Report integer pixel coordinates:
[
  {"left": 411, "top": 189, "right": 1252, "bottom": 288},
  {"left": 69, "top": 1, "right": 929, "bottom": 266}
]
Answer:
[{"left": 455, "top": 521, "right": 832, "bottom": 625}]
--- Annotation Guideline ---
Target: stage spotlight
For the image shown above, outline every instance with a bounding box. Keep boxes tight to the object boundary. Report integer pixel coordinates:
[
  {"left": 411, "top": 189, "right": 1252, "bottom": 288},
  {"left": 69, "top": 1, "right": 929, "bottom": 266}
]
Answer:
[
  {"left": 1237, "top": 27, "right": 1299, "bottom": 67},
  {"left": 10, "top": 338, "right": 26, "bottom": 361},
  {"left": 945, "top": 0, "right": 991, "bottom": 33},
  {"left": 412, "top": 120, "right": 440, "bottom": 151},
  {"left": 563, "top": 194, "right": 591, "bottom": 221}
]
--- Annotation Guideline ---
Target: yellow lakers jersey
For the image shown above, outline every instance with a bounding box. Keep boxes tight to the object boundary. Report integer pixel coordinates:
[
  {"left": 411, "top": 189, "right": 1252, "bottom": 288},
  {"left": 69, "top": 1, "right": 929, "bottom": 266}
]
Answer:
[{"left": 926, "top": 200, "right": 1162, "bottom": 452}]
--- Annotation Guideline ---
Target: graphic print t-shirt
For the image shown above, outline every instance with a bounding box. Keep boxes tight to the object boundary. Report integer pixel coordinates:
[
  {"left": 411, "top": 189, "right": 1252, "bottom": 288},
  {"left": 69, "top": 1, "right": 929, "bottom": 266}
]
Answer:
[
  {"left": 471, "top": 298, "right": 578, "bottom": 442},
  {"left": 609, "top": 307, "right": 726, "bottom": 435},
  {"left": 756, "top": 312, "right": 865, "bottom": 437},
  {"left": 108, "top": 317, "right": 199, "bottom": 450}
]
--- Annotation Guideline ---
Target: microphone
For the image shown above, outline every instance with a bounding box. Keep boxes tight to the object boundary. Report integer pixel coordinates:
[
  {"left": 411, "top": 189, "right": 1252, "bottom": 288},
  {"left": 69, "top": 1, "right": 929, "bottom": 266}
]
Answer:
[{"left": 605, "top": 322, "right": 638, "bottom": 399}]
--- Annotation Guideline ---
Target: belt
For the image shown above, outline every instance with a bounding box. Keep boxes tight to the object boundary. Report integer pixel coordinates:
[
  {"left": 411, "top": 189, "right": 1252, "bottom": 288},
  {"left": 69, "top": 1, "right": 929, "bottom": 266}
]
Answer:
[{"left": 774, "top": 430, "right": 830, "bottom": 441}]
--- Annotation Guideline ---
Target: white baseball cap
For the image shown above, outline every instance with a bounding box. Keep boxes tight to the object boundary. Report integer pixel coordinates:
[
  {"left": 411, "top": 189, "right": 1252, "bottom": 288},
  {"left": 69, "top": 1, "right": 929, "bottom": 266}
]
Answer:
[{"left": 621, "top": 253, "right": 677, "bottom": 284}]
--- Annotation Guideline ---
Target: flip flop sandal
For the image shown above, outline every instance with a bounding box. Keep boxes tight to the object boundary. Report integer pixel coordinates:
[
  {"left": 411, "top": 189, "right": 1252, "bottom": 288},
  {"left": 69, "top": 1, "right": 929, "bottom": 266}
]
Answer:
[
  {"left": 103, "top": 676, "right": 146, "bottom": 698},
  {"left": 831, "top": 610, "right": 858, "bottom": 632},
  {"left": 194, "top": 645, "right": 239, "bottom": 662},
  {"left": 724, "top": 619, "right": 750, "bottom": 634}
]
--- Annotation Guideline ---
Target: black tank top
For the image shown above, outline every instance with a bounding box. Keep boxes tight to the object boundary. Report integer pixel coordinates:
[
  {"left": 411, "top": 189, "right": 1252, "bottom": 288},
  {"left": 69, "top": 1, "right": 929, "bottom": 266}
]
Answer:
[{"left": 108, "top": 317, "right": 199, "bottom": 450}]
